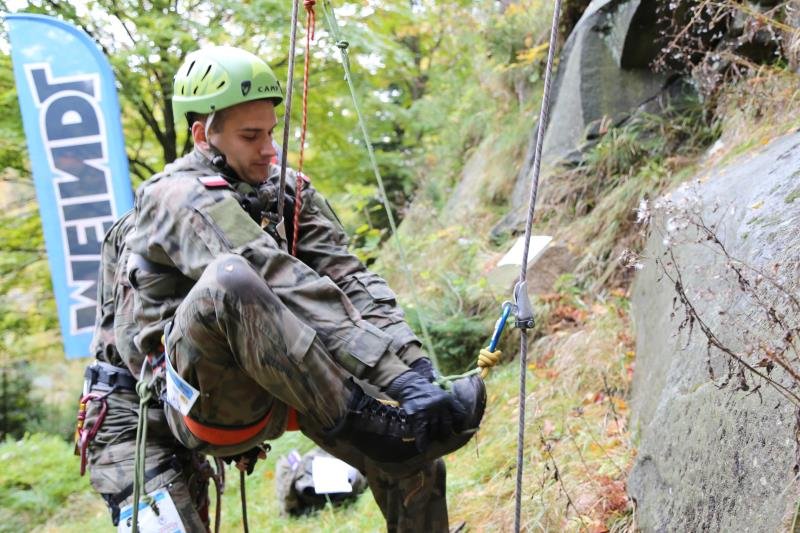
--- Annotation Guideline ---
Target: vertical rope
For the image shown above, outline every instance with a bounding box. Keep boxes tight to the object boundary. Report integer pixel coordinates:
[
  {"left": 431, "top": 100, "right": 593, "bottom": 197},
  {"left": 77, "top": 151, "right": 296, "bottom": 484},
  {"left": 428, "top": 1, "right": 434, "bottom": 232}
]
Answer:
[
  {"left": 213, "top": 457, "right": 225, "bottom": 533},
  {"left": 278, "top": 0, "right": 301, "bottom": 230},
  {"left": 131, "top": 380, "right": 154, "bottom": 533},
  {"left": 292, "top": 0, "right": 317, "bottom": 256},
  {"left": 514, "top": 0, "right": 562, "bottom": 530},
  {"left": 320, "top": 0, "right": 440, "bottom": 367},
  {"left": 240, "top": 470, "right": 249, "bottom": 533}
]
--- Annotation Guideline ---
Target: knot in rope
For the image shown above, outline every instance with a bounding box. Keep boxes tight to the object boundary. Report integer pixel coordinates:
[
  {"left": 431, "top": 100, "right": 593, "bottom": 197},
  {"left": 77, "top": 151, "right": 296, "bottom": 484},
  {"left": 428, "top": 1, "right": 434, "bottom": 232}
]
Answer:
[
  {"left": 477, "top": 347, "right": 502, "bottom": 379},
  {"left": 336, "top": 40, "right": 349, "bottom": 50},
  {"left": 136, "top": 380, "right": 153, "bottom": 403}
]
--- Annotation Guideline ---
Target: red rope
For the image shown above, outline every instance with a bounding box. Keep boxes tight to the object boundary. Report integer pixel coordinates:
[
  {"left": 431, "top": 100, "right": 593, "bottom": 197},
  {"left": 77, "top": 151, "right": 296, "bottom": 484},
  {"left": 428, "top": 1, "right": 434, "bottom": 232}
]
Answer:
[{"left": 292, "top": 0, "right": 316, "bottom": 256}]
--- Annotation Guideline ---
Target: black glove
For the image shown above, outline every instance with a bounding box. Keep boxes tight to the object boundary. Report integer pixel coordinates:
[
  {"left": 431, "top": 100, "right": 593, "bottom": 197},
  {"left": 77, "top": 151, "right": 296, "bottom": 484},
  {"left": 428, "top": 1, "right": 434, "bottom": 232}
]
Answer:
[
  {"left": 221, "top": 443, "right": 270, "bottom": 475},
  {"left": 409, "top": 357, "right": 438, "bottom": 382},
  {"left": 386, "top": 371, "right": 466, "bottom": 452}
]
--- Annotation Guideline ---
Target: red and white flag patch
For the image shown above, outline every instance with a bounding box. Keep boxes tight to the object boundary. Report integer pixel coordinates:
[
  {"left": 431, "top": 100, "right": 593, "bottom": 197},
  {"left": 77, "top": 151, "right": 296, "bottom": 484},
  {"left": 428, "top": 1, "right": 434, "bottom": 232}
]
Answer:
[{"left": 198, "top": 176, "right": 231, "bottom": 189}]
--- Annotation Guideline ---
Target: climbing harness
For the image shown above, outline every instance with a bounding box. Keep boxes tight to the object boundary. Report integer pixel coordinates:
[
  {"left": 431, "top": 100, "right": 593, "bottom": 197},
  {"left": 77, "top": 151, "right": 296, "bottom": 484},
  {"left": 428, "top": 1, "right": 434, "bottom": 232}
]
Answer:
[
  {"left": 74, "top": 363, "right": 138, "bottom": 475},
  {"left": 129, "top": 342, "right": 283, "bottom": 532},
  {"left": 127, "top": 351, "right": 227, "bottom": 533}
]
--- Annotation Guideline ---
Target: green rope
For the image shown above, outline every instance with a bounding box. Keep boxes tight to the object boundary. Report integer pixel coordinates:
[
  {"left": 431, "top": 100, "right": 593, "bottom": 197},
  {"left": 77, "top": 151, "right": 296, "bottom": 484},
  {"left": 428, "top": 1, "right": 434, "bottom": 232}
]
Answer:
[
  {"left": 131, "top": 378, "right": 156, "bottom": 532},
  {"left": 320, "top": 0, "right": 439, "bottom": 369}
]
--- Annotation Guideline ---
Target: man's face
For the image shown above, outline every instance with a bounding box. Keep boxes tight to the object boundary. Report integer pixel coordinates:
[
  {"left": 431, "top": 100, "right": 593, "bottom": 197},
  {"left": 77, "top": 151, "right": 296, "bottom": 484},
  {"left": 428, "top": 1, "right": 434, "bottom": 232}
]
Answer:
[{"left": 208, "top": 99, "right": 278, "bottom": 185}]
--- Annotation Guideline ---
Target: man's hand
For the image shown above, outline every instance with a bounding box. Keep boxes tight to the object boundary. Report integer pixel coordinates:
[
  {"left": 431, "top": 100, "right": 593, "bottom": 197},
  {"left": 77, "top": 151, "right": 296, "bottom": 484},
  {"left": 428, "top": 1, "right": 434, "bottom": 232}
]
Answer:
[
  {"left": 386, "top": 371, "right": 466, "bottom": 452},
  {"left": 221, "top": 443, "right": 270, "bottom": 475},
  {"left": 409, "top": 357, "right": 438, "bottom": 382}
]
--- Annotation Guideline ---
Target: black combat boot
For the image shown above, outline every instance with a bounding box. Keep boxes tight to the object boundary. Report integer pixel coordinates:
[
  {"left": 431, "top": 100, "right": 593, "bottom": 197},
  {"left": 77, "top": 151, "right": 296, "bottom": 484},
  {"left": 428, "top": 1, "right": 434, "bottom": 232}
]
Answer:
[
  {"left": 323, "top": 379, "right": 419, "bottom": 463},
  {"left": 325, "top": 375, "right": 486, "bottom": 464},
  {"left": 417, "top": 373, "right": 487, "bottom": 462}
]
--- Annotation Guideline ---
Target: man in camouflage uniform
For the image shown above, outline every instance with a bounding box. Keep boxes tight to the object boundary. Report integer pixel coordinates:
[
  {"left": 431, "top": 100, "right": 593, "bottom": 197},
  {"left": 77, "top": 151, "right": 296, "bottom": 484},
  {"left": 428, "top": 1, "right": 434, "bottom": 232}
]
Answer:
[{"left": 108, "top": 45, "right": 485, "bottom": 532}]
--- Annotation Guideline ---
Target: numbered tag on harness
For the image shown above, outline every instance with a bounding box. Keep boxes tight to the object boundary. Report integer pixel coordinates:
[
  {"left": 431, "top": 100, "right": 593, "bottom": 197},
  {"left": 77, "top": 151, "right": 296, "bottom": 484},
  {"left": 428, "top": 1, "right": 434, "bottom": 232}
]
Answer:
[
  {"left": 164, "top": 353, "right": 199, "bottom": 416},
  {"left": 117, "top": 488, "right": 185, "bottom": 533}
]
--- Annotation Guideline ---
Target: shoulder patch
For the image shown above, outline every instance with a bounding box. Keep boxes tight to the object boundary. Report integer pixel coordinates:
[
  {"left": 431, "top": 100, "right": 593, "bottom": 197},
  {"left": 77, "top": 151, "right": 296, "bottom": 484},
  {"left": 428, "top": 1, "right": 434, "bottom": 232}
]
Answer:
[{"left": 198, "top": 176, "right": 232, "bottom": 189}]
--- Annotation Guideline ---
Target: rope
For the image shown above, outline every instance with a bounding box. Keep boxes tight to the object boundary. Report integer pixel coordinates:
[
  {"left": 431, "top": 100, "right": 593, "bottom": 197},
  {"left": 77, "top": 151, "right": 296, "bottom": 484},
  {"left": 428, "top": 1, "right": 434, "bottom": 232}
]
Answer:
[
  {"left": 291, "top": 0, "right": 317, "bottom": 256},
  {"left": 240, "top": 470, "right": 249, "bottom": 533},
  {"left": 320, "top": 0, "right": 440, "bottom": 368},
  {"left": 278, "top": 0, "right": 302, "bottom": 237},
  {"left": 213, "top": 457, "right": 226, "bottom": 533},
  {"left": 478, "top": 347, "right": 502, "bottom": 379},
  {"left": 131, "top": 377, "right": 156, "bottom": 533},
  {"left": 512, "top": 0, "right": 562, "bottom": 530}
]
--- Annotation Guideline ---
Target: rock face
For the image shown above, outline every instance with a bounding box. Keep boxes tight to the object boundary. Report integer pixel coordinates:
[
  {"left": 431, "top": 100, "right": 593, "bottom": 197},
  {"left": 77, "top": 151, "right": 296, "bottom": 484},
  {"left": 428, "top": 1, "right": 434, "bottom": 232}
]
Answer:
[
  {"left": 492, "top": 0, "right": 681, "bottom": 238},
  {"left": 629, "top": 131, "right": 800, "bottom": 531},
  {"left": 541, "top": 0, "right": 669, "bottom": 167}
]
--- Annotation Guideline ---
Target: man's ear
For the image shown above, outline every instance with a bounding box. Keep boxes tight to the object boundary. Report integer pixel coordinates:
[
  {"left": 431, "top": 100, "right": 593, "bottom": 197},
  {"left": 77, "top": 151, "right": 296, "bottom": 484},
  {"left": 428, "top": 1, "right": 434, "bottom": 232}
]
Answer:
[{"left": 191, "top": 121, "right": 210, "bottom": 151}]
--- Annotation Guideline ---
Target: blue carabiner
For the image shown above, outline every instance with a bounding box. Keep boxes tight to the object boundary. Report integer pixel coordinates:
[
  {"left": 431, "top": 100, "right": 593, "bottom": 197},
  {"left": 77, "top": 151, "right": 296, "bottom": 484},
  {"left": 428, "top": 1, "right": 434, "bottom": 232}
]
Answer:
[{"left": 488, "top": 302, "right": 513, "bottom": 352}]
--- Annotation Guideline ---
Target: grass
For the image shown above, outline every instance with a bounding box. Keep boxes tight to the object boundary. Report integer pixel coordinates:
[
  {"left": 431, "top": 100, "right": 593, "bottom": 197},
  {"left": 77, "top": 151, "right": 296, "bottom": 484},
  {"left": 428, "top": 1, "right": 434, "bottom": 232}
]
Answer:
[
  {"left": 711, "top": 66, "right": 800, "bottom": 165},
  {"left": 536, "top": 101, "right": 722, "bottom": 289},
  {"left": 0, "top": 434, "right": 98, "bottom": 533},
  {"left": 445, "top": 293, "right": 636, "bottom": 532}
]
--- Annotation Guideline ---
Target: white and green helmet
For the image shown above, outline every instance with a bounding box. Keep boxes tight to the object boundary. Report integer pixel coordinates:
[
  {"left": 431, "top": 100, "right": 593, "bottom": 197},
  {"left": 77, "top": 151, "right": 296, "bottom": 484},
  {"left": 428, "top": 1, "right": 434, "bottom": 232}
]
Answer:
[{"left": 172, "top": 46, "right": 283, "bottom": 126}]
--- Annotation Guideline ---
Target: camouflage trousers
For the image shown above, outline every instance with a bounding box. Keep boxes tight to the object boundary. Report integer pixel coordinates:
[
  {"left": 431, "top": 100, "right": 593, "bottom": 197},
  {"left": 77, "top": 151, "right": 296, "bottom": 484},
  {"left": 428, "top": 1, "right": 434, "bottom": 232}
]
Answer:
[
  {"left": 164, "top": 253, "right": 448, "bottom": 532},
  {"left": 85, "top": 379, "right": 211, "bottom": 532},
  {"left": 301, "top": 414, "right": 450, "bottom": 532}
]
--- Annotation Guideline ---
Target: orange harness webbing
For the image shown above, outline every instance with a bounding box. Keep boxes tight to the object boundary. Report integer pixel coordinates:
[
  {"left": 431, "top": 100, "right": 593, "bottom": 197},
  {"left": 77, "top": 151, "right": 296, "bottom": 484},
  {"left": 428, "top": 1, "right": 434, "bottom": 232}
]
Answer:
[{"left": 183, "top": 407, "right": 299, "bottom": 447}]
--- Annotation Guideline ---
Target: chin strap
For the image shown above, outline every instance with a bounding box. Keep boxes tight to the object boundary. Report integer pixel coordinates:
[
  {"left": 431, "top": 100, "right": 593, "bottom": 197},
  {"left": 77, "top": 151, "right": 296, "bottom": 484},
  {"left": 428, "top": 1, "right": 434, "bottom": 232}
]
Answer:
[{"left": 202, "top": 111, "right": 235, "bottom": 179}]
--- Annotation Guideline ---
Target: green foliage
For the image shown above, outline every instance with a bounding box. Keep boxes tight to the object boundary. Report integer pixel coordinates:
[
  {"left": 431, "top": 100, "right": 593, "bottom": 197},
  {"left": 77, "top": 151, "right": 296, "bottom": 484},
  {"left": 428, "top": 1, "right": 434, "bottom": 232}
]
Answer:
[
  {"left": 406, "top": 307, "right": 490, "bottom": 374},
  {"left": 485, "top": 1, "right": 554, "bottom": 89},
  {"left": 0, "top": 433, "right": 92, "bottom": 532},
  {"left": 0, "top": 193, "right": 58, "bottom": 362},
  {"left": 0, "top": 50, "right": 60, "bottom": 364},
  {"left": 579, "top": 98, "right": 720, "bottom": 191},
  {"left": 0, "top": 363, "right": 44, "bottom": 441},
  {"left": 0, "top": 54, "right": 26, "bottom": 174},
  {"left": 553, "top": 272, "right": 585, "bottom": 298}
]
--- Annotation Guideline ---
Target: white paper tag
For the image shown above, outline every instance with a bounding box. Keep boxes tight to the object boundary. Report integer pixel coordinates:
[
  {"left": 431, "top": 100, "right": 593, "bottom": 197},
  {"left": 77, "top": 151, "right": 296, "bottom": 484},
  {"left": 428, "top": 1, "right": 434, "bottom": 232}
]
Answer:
[
  {"left": 164, "top": 354, "right": 199, "bottom": 416},
  {"left": 311, "top": 456, "right": 354, "bottom": 494},
  {"left": 117, "top": 488, "right": 185, "bottom": 533}
]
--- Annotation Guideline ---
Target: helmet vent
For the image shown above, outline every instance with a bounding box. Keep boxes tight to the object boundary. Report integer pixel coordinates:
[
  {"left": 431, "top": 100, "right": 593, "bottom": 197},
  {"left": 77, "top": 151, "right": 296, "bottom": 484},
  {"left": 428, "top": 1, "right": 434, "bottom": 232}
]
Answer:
[
  {"left": 193, "top": 86, "right": 198, "bottom": 94},
  {"left": 217, "top": 80, "right": 226, "bottom": 89},
  {"left": 201, "top": 65, "right": 212, "bottom": 81},
  {"left": 186, "top": 60, "right": 195, "bottom": 76}
]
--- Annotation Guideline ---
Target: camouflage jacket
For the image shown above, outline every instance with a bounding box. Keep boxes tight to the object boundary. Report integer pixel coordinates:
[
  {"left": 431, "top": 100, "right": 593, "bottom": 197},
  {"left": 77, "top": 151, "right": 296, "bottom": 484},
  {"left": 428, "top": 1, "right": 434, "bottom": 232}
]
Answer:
[
  {"left": 126, "top": 149, "right": 423, "bottom": 387},
  {"left": 90, "top": 209, "right": 148, "bottom": 374}
]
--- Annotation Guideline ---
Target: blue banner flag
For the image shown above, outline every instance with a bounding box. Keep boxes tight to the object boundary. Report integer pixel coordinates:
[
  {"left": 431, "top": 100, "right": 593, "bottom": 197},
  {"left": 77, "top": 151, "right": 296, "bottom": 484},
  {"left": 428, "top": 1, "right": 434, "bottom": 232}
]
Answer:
[{"left": 6, "top": 13, "right": 133, "bottom": 359}]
